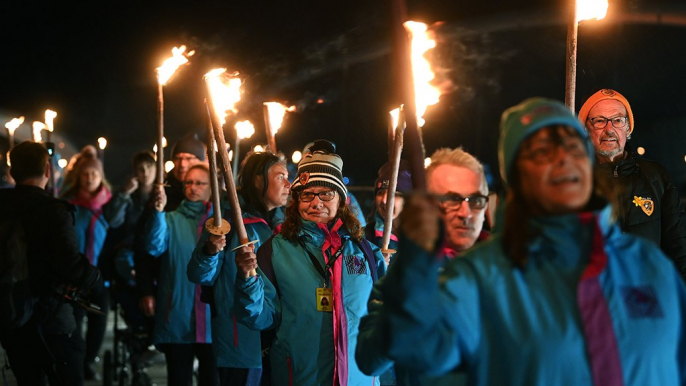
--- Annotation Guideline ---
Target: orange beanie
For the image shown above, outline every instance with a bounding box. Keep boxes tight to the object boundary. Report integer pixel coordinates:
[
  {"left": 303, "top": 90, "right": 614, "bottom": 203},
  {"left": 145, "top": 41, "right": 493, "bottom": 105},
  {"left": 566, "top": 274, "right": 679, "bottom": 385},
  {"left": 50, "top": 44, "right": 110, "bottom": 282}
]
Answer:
[{"left": 578, "top": 89, "right": 634, "bottom": 135}]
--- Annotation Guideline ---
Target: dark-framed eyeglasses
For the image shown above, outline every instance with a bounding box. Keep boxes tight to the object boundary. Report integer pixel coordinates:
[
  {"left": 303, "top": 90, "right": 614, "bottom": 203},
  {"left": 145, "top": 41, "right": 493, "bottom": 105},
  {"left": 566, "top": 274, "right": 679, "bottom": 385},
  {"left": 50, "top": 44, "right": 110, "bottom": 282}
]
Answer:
[
  {"left": 436, "top": 194, "right": 488, "bottom": 211},
  {"left": 587, "top": 115, "right": 628, "bottom": 130},
  {"left": 183, "top": 181, "right": 209, "bottom": 187},
  {"left": 299, "top": 190, "right": 337, "bottom": 203},
  {"left": 519, "top": 138, "right": 587, "bottom": 164}
]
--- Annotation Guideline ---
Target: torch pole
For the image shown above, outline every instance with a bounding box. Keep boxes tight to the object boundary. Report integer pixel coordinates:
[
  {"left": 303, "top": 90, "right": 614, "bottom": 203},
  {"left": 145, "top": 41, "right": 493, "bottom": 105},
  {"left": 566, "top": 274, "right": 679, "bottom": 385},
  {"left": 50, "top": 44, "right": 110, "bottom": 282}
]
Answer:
[
  {"left": 232, "top": 136, "right": 241, "bottom": 180},
  {"left": 263, "top": 104, "right": 277, "bottom": 154},
  {"left": 156, "top": 82, "right": 165, "bottom": 185},
  {"left": 391, "top": 0, "right": 426, "bottom": 191},
  {"left": 380, "top": 107, "right": 406, "bottom": 256},
  {"left": 205, "top": 81, "right": 257, "bottom": 274},
  {"left": 387, "top": 113, "right": 395, "bottom": 162},
  {"left": 7, "top": 130, "right": 14, "bottom": 151},
  {"left": 203, "top": 101, "right": 231, "bottom": 236},
  {"left": 565, "top": 1, "right": 578, "bottom": 112}
]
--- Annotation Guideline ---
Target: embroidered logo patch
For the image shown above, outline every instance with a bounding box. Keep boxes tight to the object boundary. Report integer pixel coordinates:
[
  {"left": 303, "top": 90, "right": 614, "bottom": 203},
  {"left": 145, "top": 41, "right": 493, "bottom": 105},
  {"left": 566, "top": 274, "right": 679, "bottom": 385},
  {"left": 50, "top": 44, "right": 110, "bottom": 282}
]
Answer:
[
  {"left": 632, "top": 196, "right": 654, "bottom": 216},
  {"left": 621, "top": 286, "right": 663, "bottom": 319},
  {"left": 345, "top": 255, "right": 368, "bottom": 275},
  {"left": 299, "top": 171, "right": 310, "bottom": 186}
]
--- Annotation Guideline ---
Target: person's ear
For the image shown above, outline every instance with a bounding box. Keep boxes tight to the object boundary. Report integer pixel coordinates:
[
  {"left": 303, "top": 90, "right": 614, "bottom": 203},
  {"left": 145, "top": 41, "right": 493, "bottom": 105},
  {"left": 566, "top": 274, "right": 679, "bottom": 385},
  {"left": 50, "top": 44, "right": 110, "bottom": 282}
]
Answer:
[
  {"left": 45, "top": 161, "right": 51, "bottom": 178},
  {"left": 254, "top": 175, "right": 264, "bottom": 191}
]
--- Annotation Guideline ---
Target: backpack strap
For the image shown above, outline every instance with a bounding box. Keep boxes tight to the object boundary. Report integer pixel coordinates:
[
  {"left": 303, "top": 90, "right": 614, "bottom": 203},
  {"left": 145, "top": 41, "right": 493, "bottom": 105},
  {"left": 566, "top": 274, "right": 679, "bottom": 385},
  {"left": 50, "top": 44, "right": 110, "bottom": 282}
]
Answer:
[
  {"left": 355, "top": 238, "right": 378, "bottom": 282},
  {"left": 255, "top": 236, "right": 279, "bottom": 297}
]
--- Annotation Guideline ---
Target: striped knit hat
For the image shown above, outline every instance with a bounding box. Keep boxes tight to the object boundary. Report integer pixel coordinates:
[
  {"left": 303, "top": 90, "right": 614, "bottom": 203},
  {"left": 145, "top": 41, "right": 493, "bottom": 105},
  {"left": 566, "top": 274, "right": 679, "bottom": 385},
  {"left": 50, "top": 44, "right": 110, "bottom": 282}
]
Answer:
[{"left": 291, "top": 140, "right": 347, "bottom": 200}]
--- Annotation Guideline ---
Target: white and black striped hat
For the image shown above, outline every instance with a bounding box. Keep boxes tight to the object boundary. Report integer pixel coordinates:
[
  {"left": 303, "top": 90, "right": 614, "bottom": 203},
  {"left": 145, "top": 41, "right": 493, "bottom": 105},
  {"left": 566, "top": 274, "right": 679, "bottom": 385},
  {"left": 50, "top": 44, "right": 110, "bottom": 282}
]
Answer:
[{"left": 291, "top": 140, "right": 347, "bottom": 200}]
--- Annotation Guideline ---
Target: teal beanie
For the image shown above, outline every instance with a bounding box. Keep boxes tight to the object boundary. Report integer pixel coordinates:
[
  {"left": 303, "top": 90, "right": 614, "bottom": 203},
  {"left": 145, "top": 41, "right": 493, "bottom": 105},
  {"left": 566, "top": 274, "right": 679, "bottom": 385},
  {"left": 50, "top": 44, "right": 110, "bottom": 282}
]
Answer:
[{"left": 498, "top": 98, "right": 593, "bottom": 186}]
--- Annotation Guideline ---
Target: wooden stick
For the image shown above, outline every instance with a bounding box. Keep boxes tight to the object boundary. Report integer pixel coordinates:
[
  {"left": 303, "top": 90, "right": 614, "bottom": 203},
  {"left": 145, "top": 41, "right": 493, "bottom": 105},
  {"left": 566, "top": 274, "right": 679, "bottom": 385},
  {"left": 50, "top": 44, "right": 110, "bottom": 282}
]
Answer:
[
  {"left": 565, "top": 1, "right": 578, "bottom": 112},
  {"left": 263, "top": 103, "right": 277, "bottom": 154},
  {"left": 203, "top": 100, "right": 230, "bottom": 236},
  {"left": 155, "top": 82, "right": 165, "bottom": 185},
  {"left": 380, "top": 107, "right": 405, "bottom": 255}
]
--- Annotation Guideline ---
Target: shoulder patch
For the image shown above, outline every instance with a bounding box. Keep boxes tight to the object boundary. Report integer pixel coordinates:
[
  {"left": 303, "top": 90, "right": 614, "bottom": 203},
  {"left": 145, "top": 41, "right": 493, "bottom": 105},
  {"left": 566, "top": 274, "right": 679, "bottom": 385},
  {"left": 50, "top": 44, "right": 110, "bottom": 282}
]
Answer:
[
  {"left": 621, "top": 285, "right": 663, "bottom": 319},
  {"left": 632, "top": 196, "right": 654, "bottom": 216}
]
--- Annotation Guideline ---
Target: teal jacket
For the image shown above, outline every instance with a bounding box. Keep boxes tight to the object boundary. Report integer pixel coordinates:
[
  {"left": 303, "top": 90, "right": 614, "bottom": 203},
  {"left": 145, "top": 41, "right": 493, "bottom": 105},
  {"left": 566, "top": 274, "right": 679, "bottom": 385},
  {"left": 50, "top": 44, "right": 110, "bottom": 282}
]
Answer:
[
  {"left": 186, "top": 203, "right": 283, "bottom": 369},
  {"left": 235, "top": 219, "right": 385, "bottom": 386},
  {"left": 357, "top": 206, "right": 686, "bottom": 385},
  {"left": 144, "top": 200, "right": 213, "bottom": 345}
]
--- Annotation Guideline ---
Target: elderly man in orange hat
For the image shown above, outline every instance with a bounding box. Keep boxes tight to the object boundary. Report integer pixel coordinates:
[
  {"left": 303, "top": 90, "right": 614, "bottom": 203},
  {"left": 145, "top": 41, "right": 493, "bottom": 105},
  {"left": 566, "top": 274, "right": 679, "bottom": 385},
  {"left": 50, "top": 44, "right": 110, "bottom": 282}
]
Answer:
[{"left": 579, "top": 89, "right": 686, "bottom": 279}]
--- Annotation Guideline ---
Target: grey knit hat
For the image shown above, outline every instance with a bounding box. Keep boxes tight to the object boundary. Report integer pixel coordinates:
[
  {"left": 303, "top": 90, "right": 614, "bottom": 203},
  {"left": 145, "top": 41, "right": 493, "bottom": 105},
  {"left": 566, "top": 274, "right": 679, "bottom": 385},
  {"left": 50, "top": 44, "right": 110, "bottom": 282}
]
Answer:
[{"left": 290, "top": 140, "right": 347, "bottom": 200}]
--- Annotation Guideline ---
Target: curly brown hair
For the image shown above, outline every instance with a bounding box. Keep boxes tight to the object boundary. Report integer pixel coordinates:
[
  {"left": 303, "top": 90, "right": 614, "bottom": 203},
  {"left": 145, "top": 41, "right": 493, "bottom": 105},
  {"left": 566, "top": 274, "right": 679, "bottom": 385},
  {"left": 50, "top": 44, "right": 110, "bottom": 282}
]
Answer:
[{"left": 280, "top": 193, "right": 364, "bottom": 242}]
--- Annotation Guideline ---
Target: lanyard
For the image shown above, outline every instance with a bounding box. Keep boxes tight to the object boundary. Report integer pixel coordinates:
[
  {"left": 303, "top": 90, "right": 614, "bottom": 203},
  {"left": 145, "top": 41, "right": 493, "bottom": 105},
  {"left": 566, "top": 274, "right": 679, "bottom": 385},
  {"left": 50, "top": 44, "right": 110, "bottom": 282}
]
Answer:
[{"left": 298, "top": 238, "right": 343, "bottom": 284}]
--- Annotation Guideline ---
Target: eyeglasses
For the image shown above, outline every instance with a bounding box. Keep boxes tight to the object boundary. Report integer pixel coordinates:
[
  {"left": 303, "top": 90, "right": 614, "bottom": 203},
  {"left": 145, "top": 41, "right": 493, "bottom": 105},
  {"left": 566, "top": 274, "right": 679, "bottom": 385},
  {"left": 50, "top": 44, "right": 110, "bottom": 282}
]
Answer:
[
  {"left": 587, "top": 115, "right": 628, "bottom": 130},
  {"left": 436, "top": 194, "right": 488, "bottom": 211},
  {"left": 183, "top": 181, "right": 209, "bottom": 187},
  {"left": 299, "top": 190, "right": 336, "bottom": 203},
  {"left": 519, "top": 138, "right": 587, "bottom": 164}
]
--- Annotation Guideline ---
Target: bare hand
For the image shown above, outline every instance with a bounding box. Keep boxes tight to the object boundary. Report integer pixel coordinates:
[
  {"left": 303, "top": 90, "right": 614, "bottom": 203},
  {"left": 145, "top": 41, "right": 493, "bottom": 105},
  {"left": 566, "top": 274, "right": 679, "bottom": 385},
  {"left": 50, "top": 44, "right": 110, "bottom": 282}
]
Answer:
[
  {"left": 139, "top": 295, "right": 155, "bottom": 317},
  {"left": 123, "top": 176, "right": 139, "bottom": 195},
  {"left": 205, "top": 234, "right": 226, "bottom": 255},
  {"left": 153, "top": 184, "right": 167, "bottom": 212},
  {"left": 235, "top": 244, "right": 257, "bottom": 279},
  {"left": 400, "top": 194, "right": 441, "bottom": 253}
]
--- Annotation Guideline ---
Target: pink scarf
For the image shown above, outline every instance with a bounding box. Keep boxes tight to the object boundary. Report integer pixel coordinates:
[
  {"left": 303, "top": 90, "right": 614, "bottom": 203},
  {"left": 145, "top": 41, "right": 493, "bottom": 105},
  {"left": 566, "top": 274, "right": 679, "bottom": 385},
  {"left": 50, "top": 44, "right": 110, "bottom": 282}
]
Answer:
[{"left": 68, "top": 187, "right": 112, "bottom": 265}]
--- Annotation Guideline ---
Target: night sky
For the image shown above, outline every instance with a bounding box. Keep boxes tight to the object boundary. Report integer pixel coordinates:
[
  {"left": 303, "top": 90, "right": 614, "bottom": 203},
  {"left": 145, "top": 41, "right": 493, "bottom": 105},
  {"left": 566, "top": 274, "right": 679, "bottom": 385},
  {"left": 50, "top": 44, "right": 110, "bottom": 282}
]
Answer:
[{"left": 1, "top": 0, "right": 685, "bottom": 197}]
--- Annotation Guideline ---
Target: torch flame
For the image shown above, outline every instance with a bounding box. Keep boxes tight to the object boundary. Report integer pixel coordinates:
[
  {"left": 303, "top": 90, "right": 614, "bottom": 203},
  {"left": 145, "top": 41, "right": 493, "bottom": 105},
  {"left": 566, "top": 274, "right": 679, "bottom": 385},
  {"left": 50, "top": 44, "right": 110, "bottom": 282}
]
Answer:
[
  {"left": 45, "top": 109, "right": 57, "bottom": 132},
  {"left": 157, "top": 45, "right": 193, "bottom": 85},
  {"left": 404, "top": 21, "right": 441, "bottom": 127},
  {"left": 577, "top": 0, "right": 608, "bottom": 22},
  {"left": 235, "top": 120, "right": 255, "bottom": 140},
  {"left": 32, "top": 121, "right": 46, "bottom": 142},
  {"left": 263, "top": 102, "right": 296, "bottom": 135},
  {"left": 204, "top": 68, "right": 243, "bottom": 126},
  {"left": 389, "top": 108, "right": 401, "bottom": 135},
  {"left": 98, "top": 137, "right": 108, "bottom": 150},
  {"left": 5, "top": 116, "right": 24, "bottom": 134}
]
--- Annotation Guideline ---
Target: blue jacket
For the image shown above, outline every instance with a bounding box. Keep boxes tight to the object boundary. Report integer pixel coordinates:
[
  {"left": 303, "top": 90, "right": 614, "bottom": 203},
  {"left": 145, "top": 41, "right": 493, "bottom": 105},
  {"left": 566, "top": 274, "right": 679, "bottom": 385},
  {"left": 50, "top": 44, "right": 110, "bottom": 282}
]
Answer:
[
  {"left": 357, "top": 206, "right": 686, "bottom": 385},
  {"left": 187, "top": 203, "right": 283, "bottom": 369},
  {"left": 144, "top": 199, "right": 213, "bottom": 345},
  {"left": 235, "top": 219, "right": 385, "bottom": 386}
]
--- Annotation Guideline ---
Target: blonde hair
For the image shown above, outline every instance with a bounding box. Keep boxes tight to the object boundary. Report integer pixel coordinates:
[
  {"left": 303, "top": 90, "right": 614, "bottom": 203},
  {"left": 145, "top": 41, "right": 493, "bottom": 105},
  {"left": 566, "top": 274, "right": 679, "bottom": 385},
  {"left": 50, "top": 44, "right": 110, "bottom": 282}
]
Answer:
[{"left": 426, "top": 147, "right": 488, "bottom": 194}]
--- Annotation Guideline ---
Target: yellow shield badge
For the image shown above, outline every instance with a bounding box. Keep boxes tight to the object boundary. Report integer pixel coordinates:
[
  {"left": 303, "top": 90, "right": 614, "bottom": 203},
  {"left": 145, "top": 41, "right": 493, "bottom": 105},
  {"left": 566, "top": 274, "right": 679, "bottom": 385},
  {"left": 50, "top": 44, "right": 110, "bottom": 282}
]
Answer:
[{"left": 632, "top": 196, "right": 654, "bottom": 216}]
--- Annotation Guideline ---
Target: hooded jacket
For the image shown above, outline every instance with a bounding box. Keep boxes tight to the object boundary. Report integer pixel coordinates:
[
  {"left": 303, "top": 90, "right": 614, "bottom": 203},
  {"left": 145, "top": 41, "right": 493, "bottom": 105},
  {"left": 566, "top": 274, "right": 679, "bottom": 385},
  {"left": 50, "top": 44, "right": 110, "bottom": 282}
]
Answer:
[
  {"left": 234, "top": 219, "right": 385, "bottom": 386},
  {"left": 595, "top": 152, "right": 686, "bottom": 277},
  {"left": 362, "top": 206, "right": 686, "bottom": 386},
  {"left": 144, "top": 199, "right": 213, "bottom": 345}
]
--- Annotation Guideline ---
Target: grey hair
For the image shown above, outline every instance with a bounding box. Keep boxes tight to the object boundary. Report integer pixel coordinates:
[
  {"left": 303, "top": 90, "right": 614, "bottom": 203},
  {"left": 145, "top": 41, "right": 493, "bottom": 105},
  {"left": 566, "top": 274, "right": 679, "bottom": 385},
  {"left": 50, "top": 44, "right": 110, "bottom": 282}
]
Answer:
[{"left": 426, "top": 147, "right": 488, "bottom": 195}]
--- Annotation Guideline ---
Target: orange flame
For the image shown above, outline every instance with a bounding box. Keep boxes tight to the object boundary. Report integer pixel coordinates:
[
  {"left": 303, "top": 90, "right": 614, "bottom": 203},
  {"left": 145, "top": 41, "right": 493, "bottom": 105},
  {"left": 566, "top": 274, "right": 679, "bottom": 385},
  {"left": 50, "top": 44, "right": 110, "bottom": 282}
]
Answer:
[
  {"left": 32, "top": 121, "right": 46, "bottom": 142},
  {"left": 235, "top": 120, "right": 255, "bottom": 140},
  {"left": 389, "top": 108, "right": 402, "bottom": 135},
  {"left": 404, "top": 21, "right": 440, "bottom": 128},
  {"left": 204, "top": 69, "right": 242, "bottom": 127},
  {"left": 577, "top": 0, "right": 608, "bottom": 22},
  {"left": 157, "top": 45, "right": 194, "bottom": 85},
  {"left": 5, "top": 116, "right": 24, "bottom": 134},
  {"left": 263, "top": 102, "right": 296, "bottom": 135},
  {"left": 44, "top": 109, "right": 57, "bottom": 132}
]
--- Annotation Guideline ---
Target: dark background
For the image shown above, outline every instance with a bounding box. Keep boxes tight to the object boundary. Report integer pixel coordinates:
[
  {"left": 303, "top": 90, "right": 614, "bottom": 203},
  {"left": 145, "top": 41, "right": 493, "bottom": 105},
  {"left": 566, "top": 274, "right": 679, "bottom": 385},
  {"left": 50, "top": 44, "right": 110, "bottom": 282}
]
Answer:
[{"left": 1, "top": 0, "right": 685, "bottom": 197}]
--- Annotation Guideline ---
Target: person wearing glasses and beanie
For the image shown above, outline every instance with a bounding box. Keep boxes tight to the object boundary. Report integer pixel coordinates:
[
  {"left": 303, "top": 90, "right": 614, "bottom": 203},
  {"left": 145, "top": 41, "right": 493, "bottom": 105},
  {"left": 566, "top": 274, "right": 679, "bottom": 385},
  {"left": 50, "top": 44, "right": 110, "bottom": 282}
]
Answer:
[
  {"left": 144, "top": 163, "right": 218, "bottom": 386},
  {"left": 579, "top": 89, "right": 686, "bottom": 279},
  {"left": 233, "top": 140, "right": 385, "bottom": 386},
  {"left": 358, "top": 98, "right": 686, "bottom": 386}
]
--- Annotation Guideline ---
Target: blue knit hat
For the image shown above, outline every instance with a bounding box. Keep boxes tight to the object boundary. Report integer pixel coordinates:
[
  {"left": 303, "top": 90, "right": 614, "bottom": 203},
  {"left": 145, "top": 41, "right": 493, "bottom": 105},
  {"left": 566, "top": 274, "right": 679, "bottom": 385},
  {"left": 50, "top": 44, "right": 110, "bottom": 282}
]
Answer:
[
  {"left": 498, "top": 98, "right": 593, "bottom": 186},
  {"left": 375, "top": 159, "right": 412, "bottom": 195}
]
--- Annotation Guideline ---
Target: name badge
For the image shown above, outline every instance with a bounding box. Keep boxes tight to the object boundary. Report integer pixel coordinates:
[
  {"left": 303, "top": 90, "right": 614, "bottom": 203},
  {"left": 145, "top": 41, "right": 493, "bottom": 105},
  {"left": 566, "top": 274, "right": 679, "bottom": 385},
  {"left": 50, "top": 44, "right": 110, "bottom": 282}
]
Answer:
[{"left": 316, "top": 287, "right": 333, "bottom": 312}]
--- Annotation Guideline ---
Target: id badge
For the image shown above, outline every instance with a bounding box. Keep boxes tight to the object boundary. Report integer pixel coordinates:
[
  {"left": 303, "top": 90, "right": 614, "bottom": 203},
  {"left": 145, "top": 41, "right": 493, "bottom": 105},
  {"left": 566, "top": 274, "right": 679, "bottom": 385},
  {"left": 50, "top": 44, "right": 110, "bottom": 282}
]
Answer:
[{"left": 316, "top": 287, "right": 333, "bottom": 312}]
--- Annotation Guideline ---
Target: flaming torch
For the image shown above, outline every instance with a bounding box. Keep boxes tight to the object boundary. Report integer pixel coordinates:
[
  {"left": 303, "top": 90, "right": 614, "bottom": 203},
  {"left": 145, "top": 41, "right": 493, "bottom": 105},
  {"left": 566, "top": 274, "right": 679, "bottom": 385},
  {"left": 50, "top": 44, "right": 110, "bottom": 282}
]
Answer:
[
  {"left": 155, "top": 45, "right": 193, "bottom": 185},
  {"left": 32, "top": 122, "right": 46, "bottom": 143},
  {"left": 565, "top": 0, "right": 608, "bottom": 111},
  {"left": 203, "top": 100, "right": 231, "bottom": 237},
  {"left": 45, "top": 109, "right": 57, "bottom": 143},
  {"left": 233, "top": 120, "right": 255, "bottom": 179},
  {"left": 5, "top": 116, "right": 24, "bottom": 151},
  {"left": 204, "top": 69, "right": 258, "bottom": 271},
  {"left": 262, "top": 102, "right": 295, "bottom": 154},
  {"left": 380, "top": 106, "right": 406, "bottom": 258}
]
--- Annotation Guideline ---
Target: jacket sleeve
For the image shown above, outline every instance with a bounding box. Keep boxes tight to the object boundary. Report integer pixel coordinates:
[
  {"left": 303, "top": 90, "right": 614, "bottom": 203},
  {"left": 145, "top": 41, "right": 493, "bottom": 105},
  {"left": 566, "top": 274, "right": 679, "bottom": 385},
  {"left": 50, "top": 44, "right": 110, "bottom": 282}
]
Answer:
[
  {"left": 102, "top": 191, "right": 131, "bottom": 229},
  {"left": 187, "top": 229, "right": 223, "bottom": 285},
  {"left": 359, "top": 233, "right": 479, "bottom": 376},
  {"left": 233, "top": 242, "right": 280, "bottom": 331},
  {"left": 658, "top": 169, "right": 686, "bottom": 278},
  {"left": 143, "top": 211, "right": 169, "bottom": 257}
]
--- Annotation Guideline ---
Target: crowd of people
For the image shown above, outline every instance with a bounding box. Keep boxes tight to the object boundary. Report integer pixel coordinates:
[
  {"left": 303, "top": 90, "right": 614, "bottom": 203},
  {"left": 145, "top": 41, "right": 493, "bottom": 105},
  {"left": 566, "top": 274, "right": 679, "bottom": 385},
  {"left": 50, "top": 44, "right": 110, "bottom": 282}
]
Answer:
[{"left": 1, "top": 89, "right": 685, "bottom": 386}]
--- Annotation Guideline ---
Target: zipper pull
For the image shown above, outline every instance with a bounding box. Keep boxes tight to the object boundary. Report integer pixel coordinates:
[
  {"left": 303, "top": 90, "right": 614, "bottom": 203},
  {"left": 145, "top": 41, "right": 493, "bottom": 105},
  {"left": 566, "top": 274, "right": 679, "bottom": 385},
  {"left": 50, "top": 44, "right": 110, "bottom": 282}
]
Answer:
[{"left": 613, "top": 165, "right": 619, "bottom": 178}]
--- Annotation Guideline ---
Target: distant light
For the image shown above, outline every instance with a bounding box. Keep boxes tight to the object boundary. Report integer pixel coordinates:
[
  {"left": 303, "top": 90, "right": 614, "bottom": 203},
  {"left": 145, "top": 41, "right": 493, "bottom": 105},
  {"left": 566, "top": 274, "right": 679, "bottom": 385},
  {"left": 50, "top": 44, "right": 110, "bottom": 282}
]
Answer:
[
  {"left": 229, "top": 150, "right": 233, "bottom": 161},
  {"left": 58, "top": 159, "right": 68, "bottom": 168},
  {"left": 343, "top": 176, "right": 350, "bottom": 185},
  {"left": 424, "top": 157, "right": 432, "bottom": 167},
  {"left": 291, "top": 150, "right": 302, "bottom": 164},
  {"left": 153, "top": 144, "right": 158, "bottom": 153},
  {"left": 317, "top": 98, "right": 324, "bottom": 104},
  {"left": 97, "top": 137, "right": 108, "bottom": 150},
  {"left": 637, "top": 146, "right": 645, "bottom": 155},
  {"left": 684, "top": 155, "right": 686, "bottom": 163},
  {"left": 253, "top": 145, "right": 264, "bottom": 153},
  {"left": 58, "top": 142, "right": 65, "bottom": 149},
  {"left": 164, "top": 161, "right": 174, "bottom": 173},
  {"left": 162, "top": 136, "right": 168, "bottom": 148}
]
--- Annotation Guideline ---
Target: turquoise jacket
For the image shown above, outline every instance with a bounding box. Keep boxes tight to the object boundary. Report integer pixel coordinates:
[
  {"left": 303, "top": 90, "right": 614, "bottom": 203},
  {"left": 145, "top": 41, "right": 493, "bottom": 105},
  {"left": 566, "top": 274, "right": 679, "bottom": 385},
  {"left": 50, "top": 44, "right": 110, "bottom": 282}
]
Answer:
[
  {"left": 357, "top": 206, "right": 686, "bottom": 385},
  {"left": 186, "top": 203, "right": 283, "bottom": 369},
  {"left": 235, "top": 219, "right": 385, "bottom": 386},
  {"left": 144, "top": 200, "right": 213, "bottom": 345}
]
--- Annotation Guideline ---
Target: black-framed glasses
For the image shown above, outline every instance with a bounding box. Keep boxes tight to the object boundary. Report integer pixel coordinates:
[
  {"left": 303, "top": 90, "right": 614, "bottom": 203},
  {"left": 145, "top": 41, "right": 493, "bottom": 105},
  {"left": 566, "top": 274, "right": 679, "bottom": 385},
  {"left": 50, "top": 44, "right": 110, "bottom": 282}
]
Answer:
[
  {"left": 587, "top": 115, "right": 628, "bottom": 130},
  {"left": 183, "top": 181, "right": 209, "bottom": 187},
  {"left": 436, "top": 194, "right": 488, "bottom": 211},
  {"left": 299, "top": 190, "right": 336, "bottom": 203}
]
